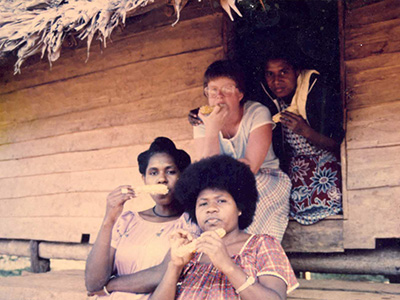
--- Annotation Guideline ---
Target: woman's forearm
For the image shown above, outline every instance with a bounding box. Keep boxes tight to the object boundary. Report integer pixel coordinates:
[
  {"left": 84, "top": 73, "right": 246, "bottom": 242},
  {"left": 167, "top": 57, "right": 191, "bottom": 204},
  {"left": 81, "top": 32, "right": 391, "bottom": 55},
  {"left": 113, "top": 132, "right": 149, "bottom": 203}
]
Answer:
[
  {"left": 302, "top": 126, "right": 339, "bottom": 152},
  {"left": 149, "top": 262, "right": 182, "bottom": 300},
  {"left": 196, "top": 135, "right": 220, "bottom": 159},
  {"left": 224, "top": 265, "right": 285, "bottom": 300},
  {"left": 85, "top": 218, "right": 116, "bottom": 292},
  {"left": 106, "top": 258, "right": 168, "bottom": 293}
]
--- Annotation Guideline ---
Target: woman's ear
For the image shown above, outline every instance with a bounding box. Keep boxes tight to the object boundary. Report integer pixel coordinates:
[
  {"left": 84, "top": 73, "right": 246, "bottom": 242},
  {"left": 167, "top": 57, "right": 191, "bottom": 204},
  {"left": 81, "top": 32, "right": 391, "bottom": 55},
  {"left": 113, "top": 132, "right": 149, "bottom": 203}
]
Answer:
[
  {"left": 238, "top": 91, "right": 244, "bottom": 103},
  {"left": 238, "top": 211, "right": 242, "bottom": 216}
]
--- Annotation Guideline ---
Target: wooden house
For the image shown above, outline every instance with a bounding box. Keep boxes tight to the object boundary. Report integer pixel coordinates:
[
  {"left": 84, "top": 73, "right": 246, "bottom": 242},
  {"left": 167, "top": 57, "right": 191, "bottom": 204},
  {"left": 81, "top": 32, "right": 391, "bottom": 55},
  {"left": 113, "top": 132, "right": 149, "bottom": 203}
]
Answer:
[{"left": 0, "top": 0, "right": 399, "bottom": 280}]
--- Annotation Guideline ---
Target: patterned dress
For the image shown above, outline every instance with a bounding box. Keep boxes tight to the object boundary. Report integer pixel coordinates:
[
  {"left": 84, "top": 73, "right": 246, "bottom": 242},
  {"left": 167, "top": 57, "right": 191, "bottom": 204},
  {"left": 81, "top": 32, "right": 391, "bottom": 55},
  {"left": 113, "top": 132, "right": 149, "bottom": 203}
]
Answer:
[
  {"left": 280, "top": 101, "right": 342, "bottom": 225},
  {"left": 176, "top": 234, "right": 299, "bottom": 299}
]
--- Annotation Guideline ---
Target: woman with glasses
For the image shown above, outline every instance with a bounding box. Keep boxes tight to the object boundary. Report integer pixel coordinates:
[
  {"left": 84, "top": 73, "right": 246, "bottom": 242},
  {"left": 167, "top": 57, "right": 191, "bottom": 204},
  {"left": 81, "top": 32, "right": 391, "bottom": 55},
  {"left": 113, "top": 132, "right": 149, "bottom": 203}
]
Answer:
[{"left": 191, "top": 60, "right": 291, "bottom": 242}]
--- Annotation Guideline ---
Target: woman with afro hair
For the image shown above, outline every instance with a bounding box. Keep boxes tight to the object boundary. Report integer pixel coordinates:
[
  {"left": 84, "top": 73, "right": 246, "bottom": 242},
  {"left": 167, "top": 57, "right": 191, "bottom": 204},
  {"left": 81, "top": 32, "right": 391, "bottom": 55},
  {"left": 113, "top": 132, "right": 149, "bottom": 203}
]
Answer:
[{"left": 150, "top": 155, "right": 298, "bottom": 300}]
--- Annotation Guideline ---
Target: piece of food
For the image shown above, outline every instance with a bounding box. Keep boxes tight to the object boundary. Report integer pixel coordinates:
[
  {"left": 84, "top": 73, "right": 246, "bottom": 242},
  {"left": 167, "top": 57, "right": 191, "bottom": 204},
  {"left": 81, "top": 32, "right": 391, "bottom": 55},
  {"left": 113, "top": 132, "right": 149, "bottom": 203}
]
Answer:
[
  {"left": 135, "top": 184, "right": 169, "bottom": 195},
  {"left": 272, "top": 105, "right": 299, "bottom": 123},
  {"left": 199, "top": 105, "right": 214, "bottom": 115},
  {"left": 175, "top": 228, "right": 226, "bottom": 257}
]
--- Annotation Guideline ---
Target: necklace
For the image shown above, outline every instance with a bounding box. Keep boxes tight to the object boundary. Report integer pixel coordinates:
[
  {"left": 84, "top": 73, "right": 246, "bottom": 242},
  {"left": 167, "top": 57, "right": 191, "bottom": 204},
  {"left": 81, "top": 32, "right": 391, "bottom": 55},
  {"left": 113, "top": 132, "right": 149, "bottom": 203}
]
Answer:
[{"left": 152, "top": 206, "right": 181, "bottom": 218}]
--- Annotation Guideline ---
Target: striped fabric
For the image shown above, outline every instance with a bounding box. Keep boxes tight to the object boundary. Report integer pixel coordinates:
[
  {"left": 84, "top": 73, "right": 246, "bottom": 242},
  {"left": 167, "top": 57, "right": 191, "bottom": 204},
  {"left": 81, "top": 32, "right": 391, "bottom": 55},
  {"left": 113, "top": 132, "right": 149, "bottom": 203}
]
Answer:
[{"left": 245, "top": 168, "right": 292, "bottom": 241}]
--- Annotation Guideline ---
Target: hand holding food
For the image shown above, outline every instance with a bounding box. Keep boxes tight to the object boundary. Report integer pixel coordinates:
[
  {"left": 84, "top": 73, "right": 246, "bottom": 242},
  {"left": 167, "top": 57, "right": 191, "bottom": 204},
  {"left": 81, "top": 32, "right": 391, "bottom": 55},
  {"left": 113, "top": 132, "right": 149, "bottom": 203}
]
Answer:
[
  {"left": 175, "top": 228, "right": 226, "bottom": 257},
  {"left": 272, "top": 105, "right": 299, "bottom": 123},
  {"left": 199, "top": 105, "right": 214, "bottom": 115}
]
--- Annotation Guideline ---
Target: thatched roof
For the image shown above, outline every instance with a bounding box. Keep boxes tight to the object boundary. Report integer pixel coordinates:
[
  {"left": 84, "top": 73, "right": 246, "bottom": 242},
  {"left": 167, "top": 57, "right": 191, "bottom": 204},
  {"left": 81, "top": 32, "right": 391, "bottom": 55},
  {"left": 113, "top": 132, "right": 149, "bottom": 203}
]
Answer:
[{"left": 0, "top": 0, "right": 241, "bottom": 74}]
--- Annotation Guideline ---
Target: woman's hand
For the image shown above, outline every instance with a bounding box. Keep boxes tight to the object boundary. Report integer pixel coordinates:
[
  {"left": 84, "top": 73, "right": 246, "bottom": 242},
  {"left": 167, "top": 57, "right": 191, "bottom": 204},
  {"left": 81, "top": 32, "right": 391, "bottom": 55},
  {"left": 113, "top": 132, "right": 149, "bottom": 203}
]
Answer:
[
  {"left": 195, "top": 231, "right": 234, "bottom": 273},
  {"left": 87, "top": 289, "right": 107, "bottom": 297},
  {"left": 169, "top": 229, "right": 195, "bottom": 267},
  {"left": 104, "top": 185, "right": 135, "bottom": 224},
  {"left": 200, "top": 104, "right": 229, "bottom": 136},
  {"left": 281, "top": 111, "right": 339, "bottom": 152},
  {"left": 280, "top": 111, "right": 311, "bottom": 136},
  {"left": 188, "top": 108, "right": 203, "bottom": 126}
]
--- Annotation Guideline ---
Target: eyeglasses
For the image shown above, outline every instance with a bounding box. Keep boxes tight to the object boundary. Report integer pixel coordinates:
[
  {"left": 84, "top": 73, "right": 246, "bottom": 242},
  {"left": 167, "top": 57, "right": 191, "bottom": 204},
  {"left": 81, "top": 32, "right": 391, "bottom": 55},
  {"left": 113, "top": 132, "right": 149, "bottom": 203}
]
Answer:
[{"left": 204, "top": 85, "right": 237, "bottom": 98}]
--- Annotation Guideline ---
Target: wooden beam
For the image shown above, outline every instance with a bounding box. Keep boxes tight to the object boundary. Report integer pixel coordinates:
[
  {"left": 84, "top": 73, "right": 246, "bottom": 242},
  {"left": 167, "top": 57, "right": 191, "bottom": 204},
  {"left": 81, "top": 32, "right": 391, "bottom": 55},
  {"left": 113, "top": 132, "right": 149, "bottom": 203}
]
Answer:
[
  {"left": 282, "top": 219, "right": 344, "bottom": 253},
  {"left": 288, "top": 247, "right": 400, "bottom": 276},
  {"left": 0, "top": 240, "right": 30, "bottom": 256},
  {"left": 29, "top": 240, "right": 50, "bottom": 273},
  {"left": 39, "top": 242, "right": 91, "bottom": 261},
  {"left": 0, "top": 217, "right": 103, "bottom": 243}
]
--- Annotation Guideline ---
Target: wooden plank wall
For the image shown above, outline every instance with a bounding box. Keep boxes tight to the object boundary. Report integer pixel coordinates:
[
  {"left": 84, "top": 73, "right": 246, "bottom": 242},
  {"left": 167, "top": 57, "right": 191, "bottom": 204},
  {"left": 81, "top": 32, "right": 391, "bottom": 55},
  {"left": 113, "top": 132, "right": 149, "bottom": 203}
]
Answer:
[
  {"left": 0, "top": 12, "right": 224, "bottom": 244},
  {"left": 343, "top": 0, "right": 400, "bottom": 248}
]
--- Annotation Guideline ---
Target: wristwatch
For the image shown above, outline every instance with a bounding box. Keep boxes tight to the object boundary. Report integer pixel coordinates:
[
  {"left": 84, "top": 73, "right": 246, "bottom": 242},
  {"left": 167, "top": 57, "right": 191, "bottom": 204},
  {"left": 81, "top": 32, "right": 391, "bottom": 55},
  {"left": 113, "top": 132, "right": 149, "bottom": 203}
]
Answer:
[{"left": 235, "top": 275, "right": 256, "bottom": 294}]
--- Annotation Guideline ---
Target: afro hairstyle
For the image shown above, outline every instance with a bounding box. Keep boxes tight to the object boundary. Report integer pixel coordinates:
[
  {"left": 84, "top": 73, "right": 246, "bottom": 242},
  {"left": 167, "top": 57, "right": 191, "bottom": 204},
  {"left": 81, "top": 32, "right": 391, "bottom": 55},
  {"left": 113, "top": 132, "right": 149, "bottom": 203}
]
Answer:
[{"left": 173, "top": 155, "right": 258, "bottom": 230}]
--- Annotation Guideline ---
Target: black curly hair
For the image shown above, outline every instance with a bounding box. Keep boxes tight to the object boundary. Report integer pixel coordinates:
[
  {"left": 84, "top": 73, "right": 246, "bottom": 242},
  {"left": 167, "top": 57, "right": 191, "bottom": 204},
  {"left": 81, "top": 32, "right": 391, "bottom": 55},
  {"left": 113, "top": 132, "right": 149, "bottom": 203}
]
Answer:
[
  {"left": 137, "top": 137, "right": 191, "bottom": 175},
  {"left": 173, "top": 155, "right": 258, "bottom": 230}
]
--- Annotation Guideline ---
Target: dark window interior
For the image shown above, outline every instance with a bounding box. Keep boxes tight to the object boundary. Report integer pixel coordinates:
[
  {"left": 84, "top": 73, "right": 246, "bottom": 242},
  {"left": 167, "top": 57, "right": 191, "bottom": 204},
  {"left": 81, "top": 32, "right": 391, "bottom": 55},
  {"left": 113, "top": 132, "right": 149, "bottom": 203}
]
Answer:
[{"left": 229, "top": 0, "right": 340, "bottom": 99}]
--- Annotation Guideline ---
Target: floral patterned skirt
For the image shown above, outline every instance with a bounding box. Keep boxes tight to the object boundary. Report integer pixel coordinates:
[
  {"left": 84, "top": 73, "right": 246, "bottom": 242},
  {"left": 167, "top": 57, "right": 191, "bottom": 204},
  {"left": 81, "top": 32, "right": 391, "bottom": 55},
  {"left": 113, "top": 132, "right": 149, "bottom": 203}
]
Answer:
[{"left": 288, "top": 152, "right": 342, "bottom": 225}]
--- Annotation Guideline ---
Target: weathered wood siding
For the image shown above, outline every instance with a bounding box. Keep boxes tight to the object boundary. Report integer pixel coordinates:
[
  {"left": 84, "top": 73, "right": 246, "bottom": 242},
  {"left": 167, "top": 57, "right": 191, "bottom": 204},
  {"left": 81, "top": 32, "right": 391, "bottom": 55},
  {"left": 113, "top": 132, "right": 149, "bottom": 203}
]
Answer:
[
  {"left": 343, "top": 0, "right": 400, "bottom": 248},
  {"left": 0, "top": 13, "right": 224, "bottom": 243}
]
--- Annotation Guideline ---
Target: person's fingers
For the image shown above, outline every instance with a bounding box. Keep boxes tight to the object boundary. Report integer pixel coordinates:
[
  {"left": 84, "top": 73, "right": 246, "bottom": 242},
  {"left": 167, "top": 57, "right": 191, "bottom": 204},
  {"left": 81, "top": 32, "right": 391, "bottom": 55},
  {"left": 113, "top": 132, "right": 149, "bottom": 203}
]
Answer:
[{"left": 170, "top": 229, "right": 193, "bottom": 242}]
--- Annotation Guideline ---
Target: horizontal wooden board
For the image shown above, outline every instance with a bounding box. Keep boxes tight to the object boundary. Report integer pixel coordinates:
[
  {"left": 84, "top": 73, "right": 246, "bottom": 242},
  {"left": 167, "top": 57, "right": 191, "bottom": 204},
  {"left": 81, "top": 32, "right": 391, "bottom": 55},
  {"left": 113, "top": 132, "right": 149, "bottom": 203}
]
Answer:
[
  {"left": 0, "top": 117, "right": 194, "bottom": 161},
  {"left": 0, "top": 217, "right": 103, "bottom": 243},
  {"left": 0, "top": 14, "right": 223, "bottom": 95},
  {"left": 345, "top": 0, "right": 382, "bottom": 11},
  {"left": 344, "top": 186, "right": 400, "bottom": 249},
  {"left": 282, "top": 219, "right": 344, "bottom": 253},
  {"left": 0, "top": 192, "right": 155, "bottom": 218},
  {"left": 289, "top": 285, "right": 400, "bottom": 300},
  {"left": 0, "top": 165, "right": 170, "bottom": 200},
  {"left": 345, "top": 18, "right": 400, "bottom": 60},
  {"left": 1, "top": 272, "right": 399, "bottom": 300},
  {"left": 345, "top": 74, "right": 400, "bottom": 110},
  {"left": 346, "top": 101, "right": 400, "bottom": 149},
  {"left": 0, "top": 86, "right": 206, "bottom": 145},
  {"left": 0, "top": 270, "right": 89, "bottom": 300},
  {"left": 0, "top": 47, "right": 222, "bottom": 127},
  {"left": 289, "top": 290, "right": 400, "bottom": 300},
  {"left": 295, "top": 278, "right": 400, "bottom": 295},
  {"left": 347, "top": 145, "right": 400, "bottom": 190},
  {"left": 345, "top": 54, "right": 400, "bottom": 86},
  {"left": 345, "top": 51, "right": 400, "bottom": 75},
  {"left": 345, "top": 0, "right": 400, "bottom": 28},
  {"left": 0, "top": 138, "right": 197, "bottom": 179}
]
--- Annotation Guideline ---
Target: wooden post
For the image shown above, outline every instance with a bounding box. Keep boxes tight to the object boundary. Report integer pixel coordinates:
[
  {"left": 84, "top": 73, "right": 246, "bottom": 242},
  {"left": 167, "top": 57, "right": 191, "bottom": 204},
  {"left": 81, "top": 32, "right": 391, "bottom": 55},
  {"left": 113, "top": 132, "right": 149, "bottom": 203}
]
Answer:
[{"left": 29, "top": 240, "right": 50, "bottom": 273}]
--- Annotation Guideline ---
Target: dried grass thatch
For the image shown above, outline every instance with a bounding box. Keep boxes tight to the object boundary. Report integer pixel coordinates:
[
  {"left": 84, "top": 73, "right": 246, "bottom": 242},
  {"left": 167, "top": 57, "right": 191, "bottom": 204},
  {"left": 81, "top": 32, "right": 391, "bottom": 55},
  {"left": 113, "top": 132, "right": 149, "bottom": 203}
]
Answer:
[{"left": 0, "top": 0, "right": 242, "bottom": 75}]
